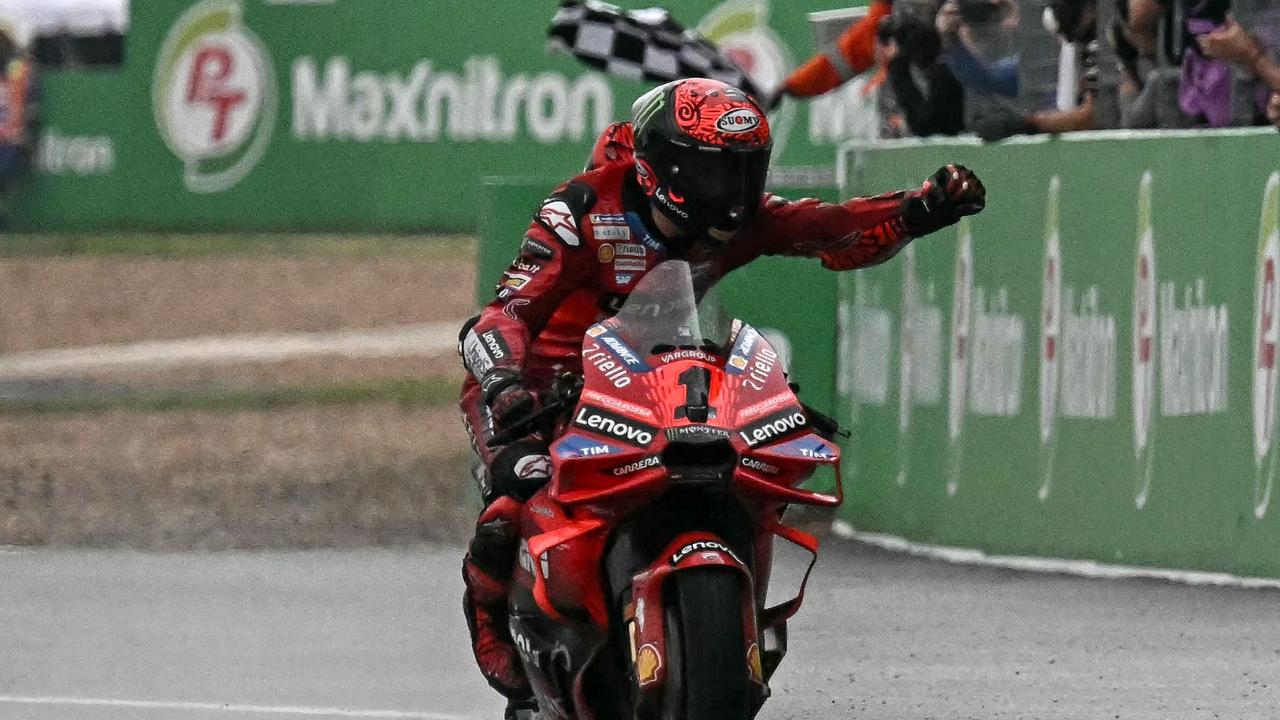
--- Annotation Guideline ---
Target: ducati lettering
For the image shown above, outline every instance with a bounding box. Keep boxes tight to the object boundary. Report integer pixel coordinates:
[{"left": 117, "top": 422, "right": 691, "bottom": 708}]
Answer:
[
  {"left": 612, "top": 456, "right": 662, "bottom": 476},
  {"left": 513, "top": 259, "right": 543, "bottom": 274},
  {"left": 740, "top": 456, "right": 780, "bottom": 474},
  {"left": 584, "top": 342, "right": 634, "bottom": 388},
  {"left": 670, "top": 540, "right": 743, "bottom": 566},
  {"left": 573, "top": 406, "right": 657, "bottom": 447},
  {"left": 738, "top": 409, "right": 808, "bottom": 448}
]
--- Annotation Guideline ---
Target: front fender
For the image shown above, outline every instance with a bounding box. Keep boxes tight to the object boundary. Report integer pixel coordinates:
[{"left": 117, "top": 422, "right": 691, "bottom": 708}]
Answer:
[{"left": 624, "top": 532, "right": 763, "bottom": 694}]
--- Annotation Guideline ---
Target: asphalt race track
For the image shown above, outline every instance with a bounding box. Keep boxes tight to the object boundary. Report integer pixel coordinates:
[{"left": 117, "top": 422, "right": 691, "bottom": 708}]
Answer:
[{"left": 2, "top": 542, "right": 1276, "bottom": 720}]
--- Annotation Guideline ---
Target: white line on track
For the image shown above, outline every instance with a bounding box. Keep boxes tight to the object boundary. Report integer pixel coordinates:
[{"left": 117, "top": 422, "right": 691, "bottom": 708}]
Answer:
[
  {"left": 833, "top": 522, "right": 1280, "bottom": 590},
  {"left": 0, "top": 695, "right": 475, "bottom": 719},
  {"left": 0, "top": 321, "right": 462, "bottom": 380}
]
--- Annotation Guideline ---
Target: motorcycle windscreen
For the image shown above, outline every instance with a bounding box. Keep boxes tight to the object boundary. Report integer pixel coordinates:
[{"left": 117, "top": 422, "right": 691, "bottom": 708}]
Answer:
[{"left": 601, "top": 260, "right": 730, "bottom": 355}]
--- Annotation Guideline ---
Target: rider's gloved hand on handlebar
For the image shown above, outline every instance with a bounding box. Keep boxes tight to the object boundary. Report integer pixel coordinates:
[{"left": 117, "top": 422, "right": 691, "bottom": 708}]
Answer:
[
  {"left": 903, "top": 164, "right": 987, "bottom": 236},
  {"left": 482, "top": 368, "right": 539, "bottom": 433}
]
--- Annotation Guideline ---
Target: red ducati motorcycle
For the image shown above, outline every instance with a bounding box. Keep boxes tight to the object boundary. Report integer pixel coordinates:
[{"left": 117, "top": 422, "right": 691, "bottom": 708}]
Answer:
[{"left": 491, "top": 261, "right": 844, "bottom": 720}]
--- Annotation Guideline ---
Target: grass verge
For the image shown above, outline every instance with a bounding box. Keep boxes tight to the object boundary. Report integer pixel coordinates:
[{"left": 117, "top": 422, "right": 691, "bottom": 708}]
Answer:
[
  {"left": 0, "top": 233, "right": 475, "bottom": 260},
  {"left": 0, "top": 377, "right": 460, "bottom": 415}
]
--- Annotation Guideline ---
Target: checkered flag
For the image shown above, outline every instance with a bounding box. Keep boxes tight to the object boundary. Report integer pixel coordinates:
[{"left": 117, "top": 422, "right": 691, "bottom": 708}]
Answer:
[{"left": 547, "top": 0, "right": 766, "bottom": 101}]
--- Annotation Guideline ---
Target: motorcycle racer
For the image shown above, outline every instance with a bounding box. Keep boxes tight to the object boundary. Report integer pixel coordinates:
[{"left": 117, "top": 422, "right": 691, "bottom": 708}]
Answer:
[{"left": 457, "top": 77, "right": 984, "bottom": 715}]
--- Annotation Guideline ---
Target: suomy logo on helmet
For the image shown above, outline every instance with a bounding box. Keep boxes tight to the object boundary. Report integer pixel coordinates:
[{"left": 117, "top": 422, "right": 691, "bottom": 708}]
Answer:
[
  {"left": 153, "top": 0, "right": 277, "bottom": 193},
  {"left": 716, "top": 108, "right": 761, "bottom": 133}
]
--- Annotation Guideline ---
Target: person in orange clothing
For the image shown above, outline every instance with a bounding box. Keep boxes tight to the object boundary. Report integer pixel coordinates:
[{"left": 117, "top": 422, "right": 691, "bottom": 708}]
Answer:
[{"left": 773, "top": 0, "right": 894, "bottom": 105}]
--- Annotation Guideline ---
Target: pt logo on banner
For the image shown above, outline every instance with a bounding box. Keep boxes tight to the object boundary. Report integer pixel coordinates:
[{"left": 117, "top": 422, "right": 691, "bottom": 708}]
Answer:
[
  {"left": 1253, "top": 172, "right": 1280, "bottom": 520},
  {"left": 153, "top": 0, "right": 278, "bottom": 193}
]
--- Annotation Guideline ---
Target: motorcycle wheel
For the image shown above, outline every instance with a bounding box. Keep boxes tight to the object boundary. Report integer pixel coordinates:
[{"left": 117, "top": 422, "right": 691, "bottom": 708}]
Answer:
[{"left": 663, "top": 567, "right": 750, "bottom": 720}]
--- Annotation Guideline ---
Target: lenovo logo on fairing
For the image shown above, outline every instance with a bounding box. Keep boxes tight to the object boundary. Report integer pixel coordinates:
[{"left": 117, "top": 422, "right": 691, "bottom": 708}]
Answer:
[
  {"left": 574, "top": 406, "right": 656, "bottom": 447},
  {"left": 737, "top": 409, "right": 807, "bottom": 448}
]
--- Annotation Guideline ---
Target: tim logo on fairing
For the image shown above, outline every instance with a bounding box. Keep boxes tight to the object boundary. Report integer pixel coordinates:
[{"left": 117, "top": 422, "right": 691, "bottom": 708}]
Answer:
[{"left": 153, "top": 0, "right": 278, "bottom": 193}]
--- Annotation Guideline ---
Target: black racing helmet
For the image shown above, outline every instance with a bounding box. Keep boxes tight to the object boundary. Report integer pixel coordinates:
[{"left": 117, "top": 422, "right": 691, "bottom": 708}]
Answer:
[{"left": 630, "top": 78, "right": 773, "bottom": 237}]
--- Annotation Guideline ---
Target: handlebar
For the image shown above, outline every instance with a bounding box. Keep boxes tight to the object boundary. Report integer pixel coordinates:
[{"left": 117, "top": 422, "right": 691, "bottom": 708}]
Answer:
[{"left": 485, "top": 373, "right": 582, "bottom": 449}]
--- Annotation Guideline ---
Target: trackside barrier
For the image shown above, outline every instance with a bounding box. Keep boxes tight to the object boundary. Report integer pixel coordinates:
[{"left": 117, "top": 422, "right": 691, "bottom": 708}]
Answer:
[
  {"left": 13, "top": 0, "right": 874, "bottom": 233},
  {"left": 836, "top": 128, "right": 1280, "bottom": 578},
  {"left": 476, "top": 177, "right": 841, "bottom": 435}
]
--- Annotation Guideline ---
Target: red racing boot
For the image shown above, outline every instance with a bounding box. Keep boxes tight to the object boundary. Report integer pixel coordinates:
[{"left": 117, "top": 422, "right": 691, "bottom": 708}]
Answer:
[{"left": 461, "top": 496, "right": 532, "bottom": 702}]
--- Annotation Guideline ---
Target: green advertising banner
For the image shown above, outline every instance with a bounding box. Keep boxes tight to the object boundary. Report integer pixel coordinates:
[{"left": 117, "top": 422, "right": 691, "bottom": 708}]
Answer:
[
  {"left": 836, "top": 128, "right": 1280, "bottom": 577},
  {"left": 15, "top": 0, "right": 873, "bottom": 233}
]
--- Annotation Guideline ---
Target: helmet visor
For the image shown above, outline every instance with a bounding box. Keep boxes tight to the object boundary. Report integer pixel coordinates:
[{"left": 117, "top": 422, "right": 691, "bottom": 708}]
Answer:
[{"left": 668, "top": 146, "right": 771, "bottom": 227}]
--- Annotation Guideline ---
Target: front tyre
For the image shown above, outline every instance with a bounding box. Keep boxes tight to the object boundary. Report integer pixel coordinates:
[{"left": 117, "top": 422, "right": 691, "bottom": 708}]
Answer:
[{"left": 664, "top": 568, "right": 750, "bottom": 720}]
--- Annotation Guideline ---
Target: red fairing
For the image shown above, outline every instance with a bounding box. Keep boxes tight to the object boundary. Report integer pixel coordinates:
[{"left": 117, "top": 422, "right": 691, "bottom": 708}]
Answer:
[
  {"left": 505, "top": 318, "right": 840, "bottom": 719},
  {"left": 523, "top": 322, "right": 841, "bottom": 625},
  {"left": 459, "top": 121, "right": 923, "bottom": 395}
]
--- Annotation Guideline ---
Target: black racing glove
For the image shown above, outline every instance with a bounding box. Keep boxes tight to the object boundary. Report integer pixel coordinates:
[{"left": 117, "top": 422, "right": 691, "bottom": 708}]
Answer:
[
  {"left": 903, "top": 164, "right": 987, "bottom": 236},
  {"left": 480, "top": 368, "right": 538, "bottom": 433}
]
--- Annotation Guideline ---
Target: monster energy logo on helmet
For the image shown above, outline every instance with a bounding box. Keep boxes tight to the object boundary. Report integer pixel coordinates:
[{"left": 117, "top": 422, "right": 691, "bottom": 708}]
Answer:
[{"left": 630, "top": 84, "right": 667, "bottom": 134}]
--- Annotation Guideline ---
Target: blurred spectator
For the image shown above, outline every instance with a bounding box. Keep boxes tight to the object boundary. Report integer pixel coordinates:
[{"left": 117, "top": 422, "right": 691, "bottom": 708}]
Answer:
[
  {"left": 938, "top": 0, "right": 1023, "bottom": 99},
  {"left": 972, "top": 0, "right": 1103, "bottom": 140},
  {"left": 1197, "top": 16, "right": 1280, "bottom": 128},
  {"left": 0, "top": 24, "right": 33, "bottom": 218},
  {"left": 881, "top": 13, "right": 967, "bottom": 135}
]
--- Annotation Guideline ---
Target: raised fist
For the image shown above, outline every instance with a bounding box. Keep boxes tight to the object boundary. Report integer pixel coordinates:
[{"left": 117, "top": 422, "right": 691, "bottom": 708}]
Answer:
[{"left": 905, "top": 164, "right": 987, "bottom": 235}]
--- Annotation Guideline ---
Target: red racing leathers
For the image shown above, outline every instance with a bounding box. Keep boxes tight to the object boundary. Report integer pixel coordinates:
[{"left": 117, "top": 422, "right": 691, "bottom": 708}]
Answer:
[
  {"left": 460, "top": 126, "right": 919, "bottom": 455},
  {"left": 458, "top": 121, "right": 973, "bottom": 703}
]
